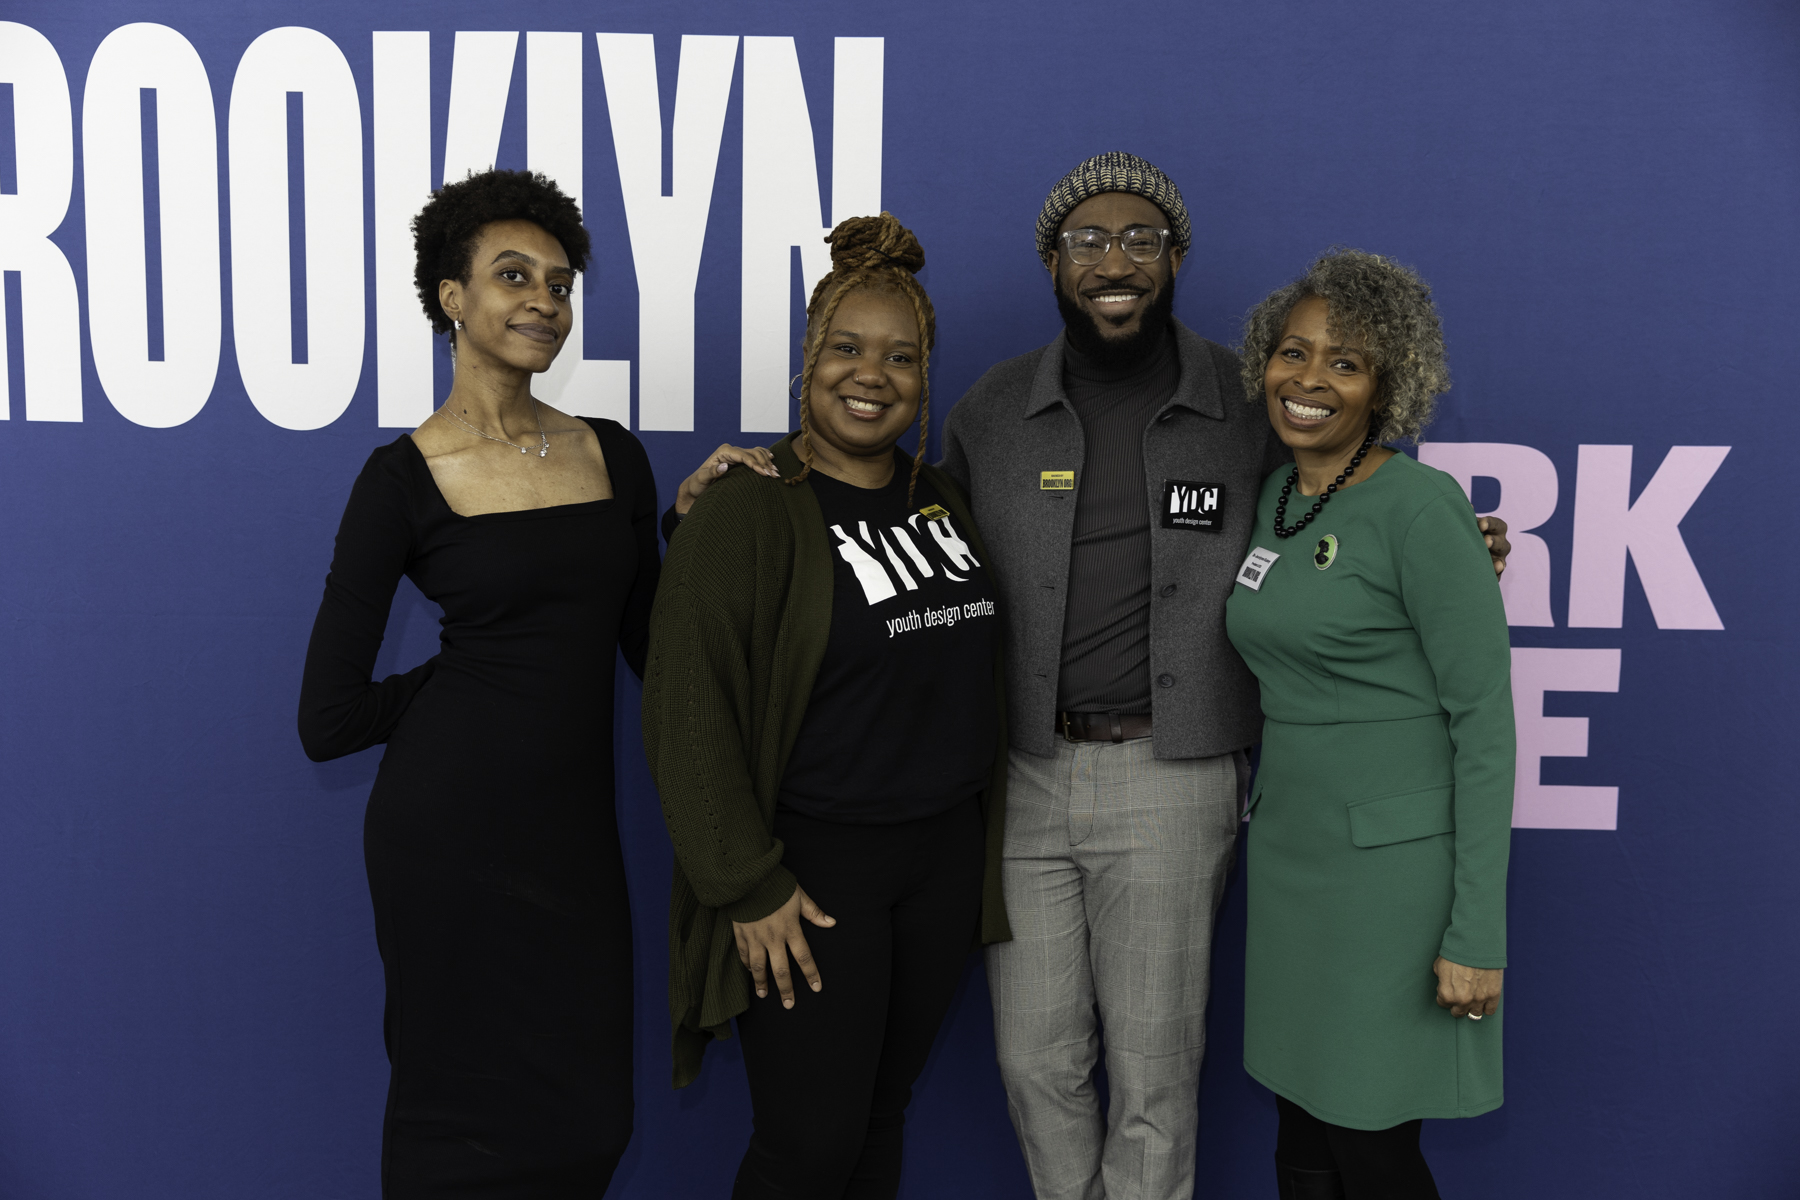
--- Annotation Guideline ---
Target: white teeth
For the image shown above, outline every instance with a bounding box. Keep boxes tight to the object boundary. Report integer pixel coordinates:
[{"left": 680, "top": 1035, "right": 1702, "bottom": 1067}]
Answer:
[
  {"left": 1283, "top": 398, "right": 1332, "bottom": 420},
  {"left": 1093, "top": 294, "right": 1138, "bottom": 304},
  {"left": 843, "top": 397, "right": 884, "bottom": 414}
]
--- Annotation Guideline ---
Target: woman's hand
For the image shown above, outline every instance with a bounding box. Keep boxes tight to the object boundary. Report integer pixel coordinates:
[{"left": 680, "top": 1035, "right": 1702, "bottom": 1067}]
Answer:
[
  {"left": 1478, "top": 516, "right": 1511, "bottom": 577},
  {"left": 675, "top": 444, "right": 780, "bottom": 515},
  {"left": 1433, "top": 956, "right": 1503, "bottom": 1018},
  {"left": 732, "top": 884, "right": 837, "bottom": 1009}
]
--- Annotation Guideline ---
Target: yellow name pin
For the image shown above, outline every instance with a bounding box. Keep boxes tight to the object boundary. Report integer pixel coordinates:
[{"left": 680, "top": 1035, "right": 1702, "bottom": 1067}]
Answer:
[
  {"left": 1041, "top": 471, "right": 1075, "bottom": 491},
  {"left": 919, "top": 504, "right": 950, "bottom": 521}
]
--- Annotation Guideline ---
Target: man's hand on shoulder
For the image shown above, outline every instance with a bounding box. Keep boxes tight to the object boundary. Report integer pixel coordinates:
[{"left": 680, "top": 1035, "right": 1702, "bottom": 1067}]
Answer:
[
  {"left": 675, "top": 444, "right": 780, "bottom": 515},
  {"left": 1478, "top": 516, "right": 1510, "bottom": 577}
]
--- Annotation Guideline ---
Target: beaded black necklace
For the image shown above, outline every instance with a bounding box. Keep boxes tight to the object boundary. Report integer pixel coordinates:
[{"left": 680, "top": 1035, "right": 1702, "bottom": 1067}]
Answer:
[{"left": 1273, "top": 424, "right": 1379, "bottom": 539}]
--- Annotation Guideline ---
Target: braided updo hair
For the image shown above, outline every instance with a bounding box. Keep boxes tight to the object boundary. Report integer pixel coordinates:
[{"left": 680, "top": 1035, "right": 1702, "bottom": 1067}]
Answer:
[{"left": 787, "top": 212, "right": 937, "bottom": 503}]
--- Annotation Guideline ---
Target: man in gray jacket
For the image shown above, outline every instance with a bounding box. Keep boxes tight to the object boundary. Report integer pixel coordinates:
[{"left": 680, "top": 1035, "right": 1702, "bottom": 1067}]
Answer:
[{"left": 938, "top": 152, "right": 1506, "bottom": 1200}]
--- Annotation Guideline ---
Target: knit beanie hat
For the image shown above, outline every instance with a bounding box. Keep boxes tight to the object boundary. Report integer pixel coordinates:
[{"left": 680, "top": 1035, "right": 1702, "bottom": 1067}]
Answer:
[{"left": 1035, "top": 151, "right": 1191, "bottom": 266}]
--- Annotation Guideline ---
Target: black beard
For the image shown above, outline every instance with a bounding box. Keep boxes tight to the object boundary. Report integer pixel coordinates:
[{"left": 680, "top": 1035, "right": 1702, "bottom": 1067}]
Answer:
[{"left": 1055, "top": 276, "right": 1175, "bottom": 367}]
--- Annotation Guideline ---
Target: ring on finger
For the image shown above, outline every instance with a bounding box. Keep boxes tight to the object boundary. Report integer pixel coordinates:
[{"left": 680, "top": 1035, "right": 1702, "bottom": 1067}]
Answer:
[{"left": 1467, "top": 1012, "right": 1483, "bottom": 1021}]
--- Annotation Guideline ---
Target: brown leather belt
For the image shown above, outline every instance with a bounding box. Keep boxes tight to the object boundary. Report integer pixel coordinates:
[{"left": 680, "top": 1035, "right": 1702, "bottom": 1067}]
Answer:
[{"left": 1056, "top": 711, "right": 1153, "bottom": 743}]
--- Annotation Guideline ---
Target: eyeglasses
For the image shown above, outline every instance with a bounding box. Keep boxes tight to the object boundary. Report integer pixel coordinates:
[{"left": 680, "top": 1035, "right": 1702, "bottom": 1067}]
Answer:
[{"left": 1057, "top": 226, "right": 1172, "bottom": 266}]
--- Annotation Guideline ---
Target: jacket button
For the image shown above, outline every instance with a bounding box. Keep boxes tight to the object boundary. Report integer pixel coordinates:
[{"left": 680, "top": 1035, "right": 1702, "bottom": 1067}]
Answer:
[
  {"left": 1157, "top": 673, "right": 1175, "bottom": 688},
  {"left": 1159, "top": 583, "right": 1177, "bottom": 598}
]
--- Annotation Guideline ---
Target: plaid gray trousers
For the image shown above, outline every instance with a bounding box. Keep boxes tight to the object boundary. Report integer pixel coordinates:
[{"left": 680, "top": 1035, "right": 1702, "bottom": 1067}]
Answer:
[{"left": 985, "top": 739, "right": 1243, "bottom": 1200}]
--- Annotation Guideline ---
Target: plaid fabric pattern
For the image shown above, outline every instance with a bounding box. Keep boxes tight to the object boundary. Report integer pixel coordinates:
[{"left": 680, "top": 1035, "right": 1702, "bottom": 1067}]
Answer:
[
  {"left": 986, "top": 741, "right": 1241, "bottom": 1200},
  {"left": 1035, "top": 151, "right": 1192, "bottom": 265}
]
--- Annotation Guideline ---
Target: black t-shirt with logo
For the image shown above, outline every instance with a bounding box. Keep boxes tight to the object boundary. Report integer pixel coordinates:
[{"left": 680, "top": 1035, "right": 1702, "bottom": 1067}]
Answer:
[{"left": 778, "top": 468, "right": 1001, "bottom": 824}]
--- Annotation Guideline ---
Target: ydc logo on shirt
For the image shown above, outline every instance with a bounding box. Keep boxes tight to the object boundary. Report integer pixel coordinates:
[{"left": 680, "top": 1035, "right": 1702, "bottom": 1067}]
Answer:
[{"left": 830, "top": 513, "right": 982, "bottom": 606}]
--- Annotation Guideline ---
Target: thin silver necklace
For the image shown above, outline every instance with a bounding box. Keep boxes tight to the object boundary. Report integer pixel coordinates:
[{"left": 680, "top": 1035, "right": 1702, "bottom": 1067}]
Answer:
[{"left": 435, "top": 400, "right": 549, "bottom": 458}]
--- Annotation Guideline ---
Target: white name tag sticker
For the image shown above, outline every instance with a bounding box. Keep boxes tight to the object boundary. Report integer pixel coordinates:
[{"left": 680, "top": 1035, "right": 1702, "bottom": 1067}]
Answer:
[{"left": 1236, "top": 546, "right": 1281, "bottom": 591}]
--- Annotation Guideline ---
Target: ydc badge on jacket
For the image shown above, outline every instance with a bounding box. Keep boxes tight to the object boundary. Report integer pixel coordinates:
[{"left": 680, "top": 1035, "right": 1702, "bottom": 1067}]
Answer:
[{"left": 1162, "top": 480, "right": 1226, "bottom": 531}]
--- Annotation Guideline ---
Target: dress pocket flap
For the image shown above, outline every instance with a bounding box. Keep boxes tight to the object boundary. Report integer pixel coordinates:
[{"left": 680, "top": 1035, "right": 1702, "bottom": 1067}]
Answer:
[
  {"left": 1346, "top": 784, "right": 1455, "bottom": 848},
  {"left": 1244, "top": 777, "right": 1265, "bottom": 818}
]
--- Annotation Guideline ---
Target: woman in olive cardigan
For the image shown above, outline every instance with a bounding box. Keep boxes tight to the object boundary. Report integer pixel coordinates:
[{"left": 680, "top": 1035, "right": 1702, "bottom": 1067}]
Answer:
[
  {"left": 1225, "top": 250, "right": 1514, "bottom": 1200},
  {"left": 642, "top": 214, "right": 1009, "bottom": 1199}
]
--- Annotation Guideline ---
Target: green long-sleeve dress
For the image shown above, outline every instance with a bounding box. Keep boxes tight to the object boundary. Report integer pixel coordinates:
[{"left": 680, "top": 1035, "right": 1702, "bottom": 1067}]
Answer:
[{"left": 1224, "top": 450, "right": 1514, "bottom": 1130}]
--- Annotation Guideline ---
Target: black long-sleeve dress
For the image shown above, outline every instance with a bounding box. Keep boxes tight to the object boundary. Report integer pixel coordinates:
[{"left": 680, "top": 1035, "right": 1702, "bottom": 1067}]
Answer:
[{"left": 298, "top": 417, "right": 658, "bottom": 1198}]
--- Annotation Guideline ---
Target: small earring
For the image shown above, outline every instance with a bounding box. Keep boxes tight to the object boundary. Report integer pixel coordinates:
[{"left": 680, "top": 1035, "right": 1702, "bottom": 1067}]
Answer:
[
  {"left": 454, "top": 320, "right": 463, "bottom": 331},
  {"left": 789, "top": 373, "right": 803, "bottom": 402}
]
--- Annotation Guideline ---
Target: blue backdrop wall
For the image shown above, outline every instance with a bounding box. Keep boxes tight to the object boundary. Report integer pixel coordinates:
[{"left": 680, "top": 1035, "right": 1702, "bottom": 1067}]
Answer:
[{"left": 1, "top": 2, "right": 1793, "bottom": 1196}]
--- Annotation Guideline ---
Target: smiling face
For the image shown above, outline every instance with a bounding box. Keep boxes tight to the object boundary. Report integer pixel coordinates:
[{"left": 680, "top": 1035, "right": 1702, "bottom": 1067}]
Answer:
[
  {"left": 437, "top": 219, "right": 575, "bottom": 374},
  {"left": 802, "top": 287, "right": 924, "bottom": 480},
  {"left": 1051, "top": 191, "right": 1183, "bottom": 361},
  {"left": 1263, "top": 294, "right": 1381, "bottom": 461}
]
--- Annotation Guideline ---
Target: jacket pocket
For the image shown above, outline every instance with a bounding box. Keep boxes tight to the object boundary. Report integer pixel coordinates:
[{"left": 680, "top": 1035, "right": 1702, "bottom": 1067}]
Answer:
[{"left": 1346, "top": 783, "right": 1455, "bottom": 848}]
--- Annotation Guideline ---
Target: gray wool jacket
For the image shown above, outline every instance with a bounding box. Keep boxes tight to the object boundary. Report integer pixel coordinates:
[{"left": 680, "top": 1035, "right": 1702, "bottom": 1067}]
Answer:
[{"left": 939, "top": 318, "right": 1292, "bottom": 761}]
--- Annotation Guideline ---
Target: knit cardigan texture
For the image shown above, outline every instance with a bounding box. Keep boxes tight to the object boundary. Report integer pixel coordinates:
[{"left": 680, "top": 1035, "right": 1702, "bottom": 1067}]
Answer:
[{"left": 642, "top": 433, "right": 1012, "bottom": 1088}]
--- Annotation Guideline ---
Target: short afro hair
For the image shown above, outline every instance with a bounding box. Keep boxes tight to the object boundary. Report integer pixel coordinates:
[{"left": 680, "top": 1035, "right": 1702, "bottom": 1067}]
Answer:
[
  {"left": 1238, "top": 248, "right": 1450, "bottom": 445},
  {"left": 411, "top": 168, "right": 592, "bottom": 336}
]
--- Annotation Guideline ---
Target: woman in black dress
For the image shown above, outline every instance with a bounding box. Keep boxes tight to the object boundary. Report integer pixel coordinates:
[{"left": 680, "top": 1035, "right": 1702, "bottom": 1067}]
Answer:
[{"left": 298, "top": 169, "right": 772, "bottom": 1197}]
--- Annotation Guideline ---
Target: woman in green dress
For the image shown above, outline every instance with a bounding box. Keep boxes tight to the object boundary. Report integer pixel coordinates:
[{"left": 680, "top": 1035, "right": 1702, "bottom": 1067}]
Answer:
[{"left": 1224, "top": 249, "right": 1514, "bottom": 1200}]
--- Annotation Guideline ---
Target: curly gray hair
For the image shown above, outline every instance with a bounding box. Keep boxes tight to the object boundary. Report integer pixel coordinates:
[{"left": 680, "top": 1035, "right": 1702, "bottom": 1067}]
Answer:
[{"left": 1237, "top": 248, "right": 1450, "bottom": 445}]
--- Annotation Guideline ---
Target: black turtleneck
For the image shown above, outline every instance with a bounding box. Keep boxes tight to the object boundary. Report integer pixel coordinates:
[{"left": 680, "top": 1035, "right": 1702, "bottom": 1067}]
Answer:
[{"left": 1056, "top": 322, "right": 1182, "bottom": 715}]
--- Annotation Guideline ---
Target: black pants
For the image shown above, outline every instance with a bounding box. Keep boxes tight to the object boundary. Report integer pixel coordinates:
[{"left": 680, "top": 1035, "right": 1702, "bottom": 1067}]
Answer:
[
  {"left": 1275, "top": 1095, "right": 1441, "bottom": 1199},
  {"left": 733, "top": 798, "right": 986, "bottom": 1200}
]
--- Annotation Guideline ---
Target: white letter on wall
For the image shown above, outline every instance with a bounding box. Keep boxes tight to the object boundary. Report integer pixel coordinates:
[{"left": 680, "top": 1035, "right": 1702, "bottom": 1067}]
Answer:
[
  {"left": 372, "top": 31, "right": 431, "bottom": 428},
  {"left": 84, "top": 23, "right": 220, "bottom": 427},
  {"left": 441, "top": 31, "right": 515, "bottom": 183},
  {"left": 0, "top": 21, "right": 80, "bottom": 421},
  {"left": 228, "top": 27, "right": 364, "bottom": 430},
  {"left": 528, "top": 31, "right": 629, "bottom": 422},
  {"left": 739, "top": 36, "right": 882, "bottom": 433},
  {"left": 1417, "top": 442, "right": 1558, "bottom": 626},
  {"left": 830, "top": 37, "right": 883, "bottom": 223},
  {"left": 1510, "top": 647, "right": 1621, "bottom": 830},
  {"left": 598, "top": 33, "right": 736, "bottom": 431},
  {"left": 1568, "top": 445, "right": 1730, "bottom": 630}
]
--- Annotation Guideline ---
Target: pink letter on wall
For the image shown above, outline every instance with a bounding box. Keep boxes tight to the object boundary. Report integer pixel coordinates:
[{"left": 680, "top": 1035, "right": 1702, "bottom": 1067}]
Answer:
[
  {"left": 1511, "top": 647, "right": 1621, "bottom": 830},
  {"left": 1418, "top": 442, "right": 1558, "bottom": 627},
  {"left": 1567, "top": 445, "right": 1729, "bottom": 629}
]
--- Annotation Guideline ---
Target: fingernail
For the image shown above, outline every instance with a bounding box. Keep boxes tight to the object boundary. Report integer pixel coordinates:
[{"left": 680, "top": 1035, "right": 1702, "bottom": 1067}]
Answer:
[
  {"left": 757, "top": 989, "right": 766, "bottom": 998},
  {"left": 783, "top": 999, "right": 793, "bottom": 1009},
  {"left": 812, "top": 983, "right": 821, "bottom": 991}
]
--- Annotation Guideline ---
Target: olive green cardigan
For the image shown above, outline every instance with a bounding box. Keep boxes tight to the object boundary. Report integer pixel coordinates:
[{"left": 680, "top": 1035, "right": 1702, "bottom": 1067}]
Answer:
[{"left": 642, "top": 433, "right": 1012, "bottom": 1088}]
